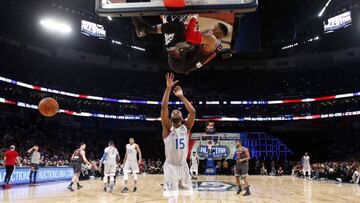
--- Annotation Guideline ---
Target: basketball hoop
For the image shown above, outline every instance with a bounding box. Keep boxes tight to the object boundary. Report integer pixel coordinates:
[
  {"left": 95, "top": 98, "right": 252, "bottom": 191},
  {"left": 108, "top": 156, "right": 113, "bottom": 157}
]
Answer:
[
  {"left": 96, "top": 0, "right": 258, "bottom": 17},
  {"left": 164, "top": 0, "right": 185, "bottom": 9}
]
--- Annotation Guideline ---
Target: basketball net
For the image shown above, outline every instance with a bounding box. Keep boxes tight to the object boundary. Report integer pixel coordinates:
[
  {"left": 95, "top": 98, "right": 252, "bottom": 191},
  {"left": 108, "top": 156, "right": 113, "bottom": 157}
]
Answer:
[{"left": 207, "top": 140, "right": 214, "bottom": 152}]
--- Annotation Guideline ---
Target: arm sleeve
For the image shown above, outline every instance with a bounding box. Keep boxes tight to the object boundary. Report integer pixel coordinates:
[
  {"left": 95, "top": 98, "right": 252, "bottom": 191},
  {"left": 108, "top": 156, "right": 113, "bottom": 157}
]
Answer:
[{"left": 186, "top": 17, "right": 202, "bottom": 44}]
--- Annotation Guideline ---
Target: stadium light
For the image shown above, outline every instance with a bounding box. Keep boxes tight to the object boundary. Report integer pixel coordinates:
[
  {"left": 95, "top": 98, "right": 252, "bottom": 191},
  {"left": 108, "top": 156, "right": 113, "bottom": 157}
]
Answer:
[
  {"left": 112, "top": 40, "right": 122, "bottom": 45},
  {"left": 318, "top": 0, "right": 332, "bottom": 17},
  {"left": 40, "top": 18, "right": 71, "bottom": 34},
  {"left": 131, "top": 45, "right": 145, "bottom": 51}
]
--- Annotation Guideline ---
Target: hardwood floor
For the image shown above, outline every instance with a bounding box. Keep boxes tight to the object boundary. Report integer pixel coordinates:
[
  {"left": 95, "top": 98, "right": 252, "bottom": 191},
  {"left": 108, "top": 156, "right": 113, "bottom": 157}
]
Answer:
[{"left": 1, "top": 175, "right": 359, "bottom": 203}]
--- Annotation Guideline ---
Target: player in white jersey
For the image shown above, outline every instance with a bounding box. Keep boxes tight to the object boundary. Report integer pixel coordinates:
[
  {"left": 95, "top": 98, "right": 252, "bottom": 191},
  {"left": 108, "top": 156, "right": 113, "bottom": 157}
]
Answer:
[
  {"left": 100, "top": 141, "right": 120, "bottom": 193},
  {"left": 161, "top": 73, "right": 196, "bottom": 203},
  {"left": 302, "top": 152, "right": 311, "bottom": 179},
  {"left": 190, "top": 151, "right": 199, "bottom": 180},
  {"left": 122, "top": 137, "right": 142, "bottom": 193}
]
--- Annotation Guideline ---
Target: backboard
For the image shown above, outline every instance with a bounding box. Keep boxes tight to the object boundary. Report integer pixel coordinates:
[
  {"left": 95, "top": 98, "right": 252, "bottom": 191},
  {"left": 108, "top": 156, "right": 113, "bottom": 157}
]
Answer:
[{"left": 95, "top": 0, "right": 258, "bottom": 17}]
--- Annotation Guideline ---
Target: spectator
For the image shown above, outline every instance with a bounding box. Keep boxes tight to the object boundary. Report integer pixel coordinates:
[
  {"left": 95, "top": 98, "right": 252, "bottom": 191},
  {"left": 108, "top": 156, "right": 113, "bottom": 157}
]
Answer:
[
  {"left": 277, "top": 167, "right": 284, "bottom": 176},
  {"left": 155, "top": 159, "right": 162, "bottom": 174},
  {"left": 270, "top": 166, "right": 276, "bottom": 176},
  {"left": 223, "top": 159, "right": 229, "bottom": 174},
  {"left": 260, "top": 165, "right": 267, "bottom": 176},
  {"left": 350, "top": 166, "right": 360, "bottom": 184}
]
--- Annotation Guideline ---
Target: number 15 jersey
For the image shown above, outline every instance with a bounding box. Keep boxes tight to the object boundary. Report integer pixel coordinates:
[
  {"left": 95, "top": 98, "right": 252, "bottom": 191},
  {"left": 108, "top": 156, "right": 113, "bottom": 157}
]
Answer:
[{"left": 164, "top": 125, "right": 188, "bottom": 163}]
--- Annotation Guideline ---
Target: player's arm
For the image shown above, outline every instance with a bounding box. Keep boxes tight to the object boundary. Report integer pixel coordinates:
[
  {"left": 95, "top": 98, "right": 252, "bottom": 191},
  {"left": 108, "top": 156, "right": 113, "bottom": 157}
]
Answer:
[
  {"left": 99, "top": 152, "right": 106, "bottom": 168},
  {"left": 301, "top": 156, "right": 304, "bottom": 166},
  {"left": 80, "top": 150, "right": 93, "bottom": 167},
  {"left": 16, "top": 153, "right": 21, "bottom": 165},
  {"left": 161, "top": 73, "right": 178, "bottom": 138},
  {"left": 123, "top": 150, "right": 128, "bottom": 163},
  {"left": 27, "top": 147, "right": 34, "bottom": 154},
  {"left": 136, "top": 144, "right": 142, "bottom": 164},
  {"left": 116, "top": 149, "right": 121, "bottom": 163},
  {"left": 173, "top": 86, "right": 196, "bottom": 131}
]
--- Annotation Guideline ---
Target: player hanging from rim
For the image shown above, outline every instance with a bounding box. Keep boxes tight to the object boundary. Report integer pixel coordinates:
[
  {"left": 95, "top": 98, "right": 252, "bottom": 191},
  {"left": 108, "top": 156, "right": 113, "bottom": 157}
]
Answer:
[
  {"left": 122, "top": 137, "right": 142, "bottom": 193},
  {"left": 67, "top": 142, "right": 97, "bottom": 192},
  {"left": 132, "top": 14, "right": 228, "bottom": 75},
  {"left": 100, "top": 140, "right": 120, "bottom": 193},
  {"left": 161, "top": 73, "right": 196, "bottom": 203},
  {"left": 235, "top": 141, "right": 251, "bottom": 196},
  {"left": 190, "top": 151, "right": 199, "bottom": 180}
]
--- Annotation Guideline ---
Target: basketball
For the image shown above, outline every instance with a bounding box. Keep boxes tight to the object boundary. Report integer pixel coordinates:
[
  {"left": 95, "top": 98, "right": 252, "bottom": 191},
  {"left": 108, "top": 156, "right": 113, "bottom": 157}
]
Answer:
[{"left": 38, "top": 97, "right": 59, "bottom": 117}]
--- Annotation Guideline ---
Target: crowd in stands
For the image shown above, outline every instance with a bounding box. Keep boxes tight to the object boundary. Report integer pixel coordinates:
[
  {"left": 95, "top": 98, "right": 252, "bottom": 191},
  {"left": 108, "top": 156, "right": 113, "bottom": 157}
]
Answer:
[
  {"left": 291, "top": 161, "right": 360, "bottom": 184},
  {"left": 1, "top": 37, "right": 360, "bottom": 118}
]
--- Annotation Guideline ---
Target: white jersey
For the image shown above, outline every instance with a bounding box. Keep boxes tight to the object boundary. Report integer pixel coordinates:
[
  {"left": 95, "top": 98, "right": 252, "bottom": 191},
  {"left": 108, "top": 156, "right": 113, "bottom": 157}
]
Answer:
[
  {"left": 303, "top": 155, "right": 310, "bottom": 169},
  {"left": 126, "top": 144, "right": 138, "bottom": 161},
  {"left": 104, "top": 146, "right": 119, "bottom": 165},
  {"left": 164, "top": 125, "right": 189, "bottom": 163},
  {"left": 191, "top": 154, "right": 198, "bottom": 165}
]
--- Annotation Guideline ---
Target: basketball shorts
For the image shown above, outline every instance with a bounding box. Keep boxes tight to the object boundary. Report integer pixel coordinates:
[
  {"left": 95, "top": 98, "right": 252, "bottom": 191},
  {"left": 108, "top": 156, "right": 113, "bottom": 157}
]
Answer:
[
  {"left": 235, "top": 161, "right": 249, "bottom": 177},
  {"left": 163, "top": 161, "right": 193, "bottom": 197},
  {"left": 161, "top": 21, "right": 186, "bottom": 48},
  {"left": 30, "top": 163, "right": 39, "bottom": 171},
  {"left": 190, "top": 164, "right": 198, "bottom": 173},
  {"left": 72, "top": 162, "right": 82, "bottom": 174},
  {"left": 123, "top": 160, "right": 140, "bottom": 173},
  {"left": 104, "top": 163, "right": 117, "bottom": 176}
]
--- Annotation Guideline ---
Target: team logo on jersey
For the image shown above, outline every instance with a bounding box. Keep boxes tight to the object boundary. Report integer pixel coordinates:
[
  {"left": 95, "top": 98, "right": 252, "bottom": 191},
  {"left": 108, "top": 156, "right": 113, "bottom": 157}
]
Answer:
[
  {"left": 193, "top": 181, "right": 236, "bottom": 192},
  {"left": 165, "top": 33, "right": 175, "bottom": 46}
]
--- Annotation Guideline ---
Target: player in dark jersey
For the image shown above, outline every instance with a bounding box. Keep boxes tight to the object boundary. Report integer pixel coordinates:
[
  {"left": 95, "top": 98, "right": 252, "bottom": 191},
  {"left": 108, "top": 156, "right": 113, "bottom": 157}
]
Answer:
[
  {"left": 235, "top": 140, "right": 251, "bottom": 196},
  {"left": 132, "top": 15, "right": 228, "bottom": 75},
  {"left": 67, "top": 142, "right": 97, "bottom": 192}
]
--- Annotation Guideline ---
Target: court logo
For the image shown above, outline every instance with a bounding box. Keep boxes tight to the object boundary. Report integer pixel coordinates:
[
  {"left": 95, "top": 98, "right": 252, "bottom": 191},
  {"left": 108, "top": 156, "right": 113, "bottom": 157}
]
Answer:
[{"left": 193, "top": 181, "right": 236, "bottom": 192}]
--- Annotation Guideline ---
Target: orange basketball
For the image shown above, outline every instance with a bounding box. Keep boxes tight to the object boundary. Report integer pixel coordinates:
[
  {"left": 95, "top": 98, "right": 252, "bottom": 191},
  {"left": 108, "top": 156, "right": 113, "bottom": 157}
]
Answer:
[{"left": 38, "top": 97, "right": 59, "bottom": 117}]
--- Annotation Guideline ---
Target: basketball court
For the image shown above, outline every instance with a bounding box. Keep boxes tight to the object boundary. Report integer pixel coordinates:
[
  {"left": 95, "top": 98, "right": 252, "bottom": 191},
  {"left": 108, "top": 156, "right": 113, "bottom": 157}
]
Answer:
[{"left": 1, "top": 175, "right": 359, "bottom": 203}]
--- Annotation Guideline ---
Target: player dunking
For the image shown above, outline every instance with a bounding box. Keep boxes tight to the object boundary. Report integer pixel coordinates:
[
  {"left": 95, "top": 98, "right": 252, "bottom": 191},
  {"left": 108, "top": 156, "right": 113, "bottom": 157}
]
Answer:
[
  {"left": 132, "top": 15, "right": 228, "bottom": 74},
  {"left": 190, "top": 151, "right": 199, "bottom": 180},
  {"left": 235, "top": 141, "right": 251, "bottom": 196},
  {"left": 161, "top": 73, "right": 196, "bottom": 202},
  {"left": 100, "top": 141, "right": 120, "bottom": 193},
  {"left": 122, "top": 137, "right": 142, "bottom": 193},
  {"left": 67, "top": 143, "right": 97, "bottom": 192}
]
